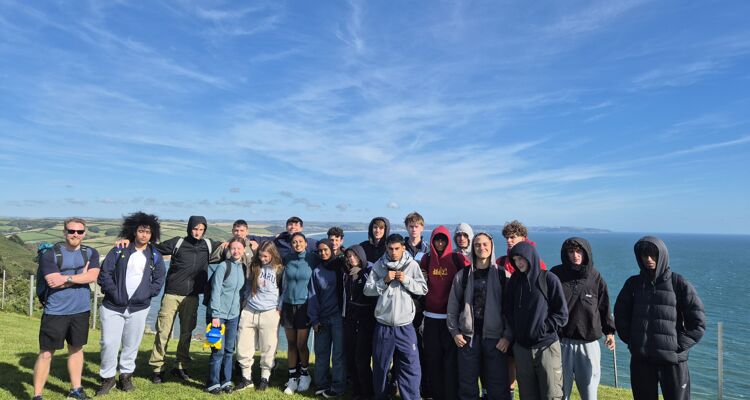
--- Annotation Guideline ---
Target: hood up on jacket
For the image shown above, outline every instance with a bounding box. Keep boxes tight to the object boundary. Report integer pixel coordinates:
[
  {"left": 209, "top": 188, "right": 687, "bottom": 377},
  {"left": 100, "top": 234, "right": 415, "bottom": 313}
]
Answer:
[
  {"left": 453, "top": 223, "right": 474, "bottom": 258},
  {"left": 345, "top": 244, "right": 368, "bottom": 271},
  {"left": 559, "top": 237, "right": 594, "bottom": 276},
  {"left": 509, "top": 241, "right": 542, "bottom": 282},
  {"left": 428, "top": 225, "right": 453, "bottom": 269},
  {"left": 317, "top": 238, "right": 338, "bottom": 270},
  {"left": 470, "top": 232, "right": 497, "bottom": 269},
  {"left": 367, "top": 217, "right": 391, "bottom": 247},
  {"left": 187, "top": 215, "right": 208, "bottom": 239},
  {"left": 634, "top": 236, "right": 669, "bottom": 281}
]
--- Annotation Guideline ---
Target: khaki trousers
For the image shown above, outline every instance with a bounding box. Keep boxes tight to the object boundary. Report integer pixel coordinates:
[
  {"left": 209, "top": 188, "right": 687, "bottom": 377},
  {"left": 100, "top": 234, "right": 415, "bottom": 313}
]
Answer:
[
  {"left": 236, "top": 308, "right": 280, "bottom": 380},
  {"left": 148, "top": 294, "right": 199, "bottom": 372}
]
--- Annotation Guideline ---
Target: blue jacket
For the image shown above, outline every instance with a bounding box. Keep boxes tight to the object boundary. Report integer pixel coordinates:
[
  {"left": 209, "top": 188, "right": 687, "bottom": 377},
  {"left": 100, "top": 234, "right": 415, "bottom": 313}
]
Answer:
[
  {"left": 506, "top": 242, "right": 568, "bottom": 349},
  {"left": 247, "top": 232, "right": 318, "bottom": 260},
  {"left": 209, "top": 259, "right": 246, "bottom": 320},
  {"left": 281, "top": 251, "right": 318, "bottom": 305},
  {"left": 308, "top": 258, "right": 344, "bottom": 326},
  {"left": 99, "top": 244, "right": 166, "bottom": 313}
]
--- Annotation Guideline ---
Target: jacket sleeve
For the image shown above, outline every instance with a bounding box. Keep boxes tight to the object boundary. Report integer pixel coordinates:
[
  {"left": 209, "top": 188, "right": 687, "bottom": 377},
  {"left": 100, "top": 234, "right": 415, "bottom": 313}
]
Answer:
[
  {"left": 446, "top": 272, "right": 463, "bottom": 337},
  {"left": 544, "top": 273, "right": 569, "bottom": 333},
  {"left": 364, "top": 264, "right": 386, "bottom": 296},
  {"left": 614, "top": 278, "right": 634, "bottom": 345},
  {"left": 97, "top": 247, "right": 119, "bottom": 297},
  {"left": 277, "top": 270, "right": 286, "bottom": 310},
  {"left": 499, "top": 275, "right": 513, "bottom": 342},
  {"left": 210, "top": 263, "right": 227, "bottom": 319},
  {"left": 153, "top": 237, "right": 178, "bottom": 256},
  {"left": 597, "top": 274, "right": 616, "bottom": 335},
  {"left": 209, "top": 244, "right": 226, "bottom": 264},
  {"left": 504, "top": 278, "right": 515, "bottom": 342},
  {"left": 401, "top": 261, "right": 428, "bottom": 296},
  {"left": 675, "top": 275, "right": 706, "bottom": 353},
  {"left": 150, "top": 252, "right": 166, "bottom": 298},
  {"left": 307, "top": 275, "right": 320, "bottom": 326}
]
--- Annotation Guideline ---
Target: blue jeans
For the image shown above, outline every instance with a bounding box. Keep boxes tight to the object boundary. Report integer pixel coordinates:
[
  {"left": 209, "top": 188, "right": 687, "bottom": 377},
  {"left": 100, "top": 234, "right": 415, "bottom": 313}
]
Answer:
[
  {"left": 207, "top": 316, "right": 239, "bottom": 390},
  {"left": 457, "top": 333, "right": 510, "bottom": 400},
  {"left": 314, "top": 314, "right": 345, "bottom": 394}
]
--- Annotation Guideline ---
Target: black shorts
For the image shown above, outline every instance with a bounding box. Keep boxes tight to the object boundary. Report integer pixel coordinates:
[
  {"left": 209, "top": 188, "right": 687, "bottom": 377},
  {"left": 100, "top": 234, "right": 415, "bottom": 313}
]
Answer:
[
  {"left": 39, "top": 311, "right": 90, "bottom": 351},
  {"left": 281, "top": 302, "right": 310, "bottom": 330}
]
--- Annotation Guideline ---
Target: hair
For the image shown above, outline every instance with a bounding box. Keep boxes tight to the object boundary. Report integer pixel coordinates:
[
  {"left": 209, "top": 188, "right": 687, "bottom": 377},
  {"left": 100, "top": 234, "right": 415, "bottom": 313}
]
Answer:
[
  {"left": 404, "top": 211, "right": 424, "bottom": 227},
  {"left": 63, "top": 217, "right": 87, "bottom": 230},
  {"left": 386, "top": 233, "right": 405, "bottom": 246},
  {"left": 345, "top": 248, "right": 362, "bottom": 268},
  {"left": 228, "top": 236, "right": 247, "bottom": 248},
  {"left": 371, "top": 218, "right": 386, "bottom": 230},
  {"left": 502, "top": 220, "right": 528, "bottom": 238},
  {"left": 233, "top": 219, "right": 248, "bottom": 229},
  {"left": 248, "top": 241, "right": 284, "bottom": 297},
  {"left": 327, "top": 226, "right": 344, "bottom": 238},
  {"left": 635, "top": 241, "right": 659, "bottom": 258},
  {"left": 118, "top": 212, "right": 160, "bottom": 243},
  {"left": 290, "top": 232, "right": 307, "bottom": 243},
  {"left": 563, "top": 240, "right": 583, "bottom": 252},
  {"left": 286, "top": 216, "right": 303, "bottom": 226}
]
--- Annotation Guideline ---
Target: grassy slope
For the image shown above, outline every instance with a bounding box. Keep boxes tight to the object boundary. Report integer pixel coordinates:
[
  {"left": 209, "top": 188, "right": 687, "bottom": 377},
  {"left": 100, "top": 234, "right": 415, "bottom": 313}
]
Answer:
[
  {"left": 0, "top": 312, "right": 631, "bottom": 400},
  {"left": 0, "top": 235, "right": 37, "bottom": 276}
]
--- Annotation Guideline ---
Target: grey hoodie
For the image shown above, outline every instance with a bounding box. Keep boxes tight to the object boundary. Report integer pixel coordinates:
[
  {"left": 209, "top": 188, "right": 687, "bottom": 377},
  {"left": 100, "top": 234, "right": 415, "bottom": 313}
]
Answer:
[
  {"left": 453, "top": 223, "right": 474, "bottom": 262},
  {"left": 364, "top": 251, "right": 427, "bottom": 327}
]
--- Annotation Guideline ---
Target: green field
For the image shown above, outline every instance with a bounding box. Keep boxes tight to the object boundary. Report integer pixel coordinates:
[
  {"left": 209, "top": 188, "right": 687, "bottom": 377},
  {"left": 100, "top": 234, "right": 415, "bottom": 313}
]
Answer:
[{"left": 0, "top": 312, "right": 632, "bottom": 400}]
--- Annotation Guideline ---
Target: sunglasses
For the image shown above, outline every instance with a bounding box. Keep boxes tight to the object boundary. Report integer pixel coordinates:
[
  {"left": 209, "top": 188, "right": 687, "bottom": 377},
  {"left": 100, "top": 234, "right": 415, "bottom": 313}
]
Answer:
[{"left": 66, "top": 229, "right": 85, "bottom": 235}]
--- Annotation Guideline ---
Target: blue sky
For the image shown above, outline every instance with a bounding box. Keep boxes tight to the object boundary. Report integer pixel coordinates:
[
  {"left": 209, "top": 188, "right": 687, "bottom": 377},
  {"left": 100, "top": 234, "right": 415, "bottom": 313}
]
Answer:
[{"left": 1, "top": 1, "right": 749, "bottom": 234}]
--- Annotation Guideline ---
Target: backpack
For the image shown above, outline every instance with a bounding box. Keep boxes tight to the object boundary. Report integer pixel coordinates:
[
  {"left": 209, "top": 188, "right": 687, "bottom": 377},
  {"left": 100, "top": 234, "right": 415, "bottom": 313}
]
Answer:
[
  {"left": 203, "top": 260, "right": 234, "bottom": 306},
  {"left": 35, "top": 242, "right": 90, "bottom": 307},
  {"left": 173, "top": 237, "right": 213, "bottom": 257},
  {"left": 113, "top": 245, "right": 160, "bottom": 273}
]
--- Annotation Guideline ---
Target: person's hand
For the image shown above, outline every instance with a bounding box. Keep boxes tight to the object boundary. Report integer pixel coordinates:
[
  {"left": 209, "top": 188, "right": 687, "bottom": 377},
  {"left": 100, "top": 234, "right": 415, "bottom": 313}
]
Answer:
[
  {"left": 46, "top": 273, "right": 67, "bottom": 288},
  {"left": 605, "top": 334, "right": 616, "bottom": 351},
  {"left": 496, "top": 338, "right": 510, "bottom": 353},
  {"left": 385, "top": 271, "right": 397, "bottom": 283},
  {"left": 395, "top": 271, "right": 406, "bottom": 282},
  {"left": 314, "top": 323, "right": 321, "bottom": 332},
  {"left": 212, "top": 318, "right": 221, "bottom": 328},
  {"left": 115, "top": 239, "right": 130, "bottom": 248},
  {"left": 277, "top": 309, "right": 282, "bottom": 315},
  {"left": 453, "top": 334, "right": 467, "bottom": 348},
  {"left": 219, "top": 241, "right": 228, "bottom": 250},
  {"left": 249, "top": 240, "right": 259, "bottom": 252}
]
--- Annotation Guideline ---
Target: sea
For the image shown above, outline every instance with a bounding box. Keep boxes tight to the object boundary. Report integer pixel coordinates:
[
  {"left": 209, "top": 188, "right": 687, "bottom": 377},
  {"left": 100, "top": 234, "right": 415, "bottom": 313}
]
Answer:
[{"left": 146, "top": 231, "right": 750, "bottom": 399}]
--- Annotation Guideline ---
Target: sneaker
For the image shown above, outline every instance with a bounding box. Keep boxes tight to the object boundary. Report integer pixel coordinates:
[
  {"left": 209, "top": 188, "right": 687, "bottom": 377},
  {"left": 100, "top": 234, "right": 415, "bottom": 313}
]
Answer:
[
  {"left": 95, "top": 377, "right": 116, "bottom": 396},
  {"left": 257, "top": 378, "right": 269, "bottom": 391},
  {"left": 152, "top": 371, "right": 165, "bottom": 384},
  {"left": 66, "top": 387, "right": 89, "bottom": 400},
  {"left": 222, "top": 384, "right": 234, "bottom": 394},
  {"left": 297, "top": 374, "right": 312, "bottom": 392},
  {"left": 235, "top": 377, "right": 254, "bottom": 391},
  {"left": 315, "top": 388, "right": 329, "bottom": 395},
  {"left": 205, "top": 386, "right": 222, "bottom": 395},
  {"left": 283, "top": 377, "right": 298, "bottom": 395},
  {"left": 322, "top": 389, "right": 340, "bottom": 398},
  {"left": 118, "top": 373, "right": 134, "bottom": 392},
  {"left": 171, "top": 368, "right": 190, "bottom": 382},
  {"left": 33, "top": 396, "right": 43, "bottom": 400}
]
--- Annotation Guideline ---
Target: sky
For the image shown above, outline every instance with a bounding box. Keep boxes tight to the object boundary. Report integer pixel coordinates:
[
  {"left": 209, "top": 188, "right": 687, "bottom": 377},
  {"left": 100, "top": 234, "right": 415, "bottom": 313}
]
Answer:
[{"left": 0, "top": 1, "right": 749, "bottom": 234}]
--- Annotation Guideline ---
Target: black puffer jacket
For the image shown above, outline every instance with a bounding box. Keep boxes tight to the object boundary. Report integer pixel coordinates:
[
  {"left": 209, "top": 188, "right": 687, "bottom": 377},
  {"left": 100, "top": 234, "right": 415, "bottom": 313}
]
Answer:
[
  {"left": 614, "top": 236, "right": 705, "bottom": 364},
  {"left": 550, "top": 237, "right": 615, "bottom": 341}
]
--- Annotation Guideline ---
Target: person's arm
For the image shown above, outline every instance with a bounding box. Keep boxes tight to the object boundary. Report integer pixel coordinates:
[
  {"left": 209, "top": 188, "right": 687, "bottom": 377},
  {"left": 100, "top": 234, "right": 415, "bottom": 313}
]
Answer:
[
  {"left": 307, "top": 276, "right": 320, "bottom": 329},
  {"left": 399, "top": 261, "right": 428, "bottom": 296},
  {"left": 209, "top": 242, "right": 227, "bottom": 264},
  {"left": 544, "top": 274, "right": 568, "bottom": 333},
  {"left": 277, "top": 271, "right": 286, "bottom": 310},
  {"left": 613, "top": 279, "right": 634, "bottom": 345},
  {"left": 597, "top": 274, "right": 617, "bottom": 350},
  {"left": 502, "top": 276, "right": 514, "bottom": 344},
  {"left": 150, "top": 252, "right": 167, "bottom": 298},
  {"left": 210, "top": 263, "right": 227, "bottom": 319},
  {"left": 152, "top": 237, "right": 178, "bottom": 256},
  {"left": 97, "top": 247, "right": 119, "bottom": 296},
  {"left": 446, "top": 272, "right": 462, "bottom": 338},
  {"left": 676, "top": 277, "right": 706, "bottom": 352}
]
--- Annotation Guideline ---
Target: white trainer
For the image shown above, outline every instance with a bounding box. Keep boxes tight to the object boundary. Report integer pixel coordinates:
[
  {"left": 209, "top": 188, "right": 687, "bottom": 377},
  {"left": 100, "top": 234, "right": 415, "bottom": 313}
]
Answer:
[
  {"left": 283, "top": 377, "right": 298, "bottom": 395},
  {"left": 297, "top": 374, "right": 312, "bottom": 392}
]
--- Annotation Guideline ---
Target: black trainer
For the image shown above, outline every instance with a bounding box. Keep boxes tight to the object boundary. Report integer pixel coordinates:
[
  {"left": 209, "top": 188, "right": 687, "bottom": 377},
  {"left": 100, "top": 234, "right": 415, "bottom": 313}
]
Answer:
[
  {"left": 152, "top": 371, "right": 164, "bottom": 384},
  {"left": 95, "top": 377, "right": 116, "bottom": 396},
  {"left": 119, "top": 373, "right": 135, "bottom": 392},
  {"left": 235, "top": 377, "right": 254, "bottom": 391},
  {"left": 171, "top": 368, "right": 190, "bottom": 381},
  {"left": 257, "top": 377, "right": 269, "bottom": 391}
]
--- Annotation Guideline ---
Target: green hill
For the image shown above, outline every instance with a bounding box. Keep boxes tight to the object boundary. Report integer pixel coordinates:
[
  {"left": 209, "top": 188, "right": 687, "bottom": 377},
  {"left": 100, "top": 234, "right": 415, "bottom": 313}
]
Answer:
[{"left": 0, "top": 235, "right": 36, "bottom": 277}]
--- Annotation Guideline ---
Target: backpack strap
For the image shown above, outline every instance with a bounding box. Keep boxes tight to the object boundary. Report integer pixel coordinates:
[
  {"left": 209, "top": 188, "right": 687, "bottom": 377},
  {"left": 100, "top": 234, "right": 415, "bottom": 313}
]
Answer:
[
  {"left": 205, "top": 238, "right": 213, "bottom": 256},
  {"left": 53, "top": 243, "right": 64, "bottom": 270},
  {"left": 173, "top": 237, "right": 184, "bottom": 256},
  {"left": 538, "top": 269, "right": 549, "bottom": 302},
  {"left": 79, "top": 245, "right": 90, "bottom": 266},
  {"left": 223, "top": 259, "right": 233, "bottom": 282}
]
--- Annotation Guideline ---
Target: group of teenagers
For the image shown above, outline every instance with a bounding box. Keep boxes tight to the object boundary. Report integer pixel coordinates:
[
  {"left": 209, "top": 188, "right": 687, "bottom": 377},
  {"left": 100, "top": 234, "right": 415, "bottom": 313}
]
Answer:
[{"left": 31, "top": 212, "right": 706, "bottom": 400}]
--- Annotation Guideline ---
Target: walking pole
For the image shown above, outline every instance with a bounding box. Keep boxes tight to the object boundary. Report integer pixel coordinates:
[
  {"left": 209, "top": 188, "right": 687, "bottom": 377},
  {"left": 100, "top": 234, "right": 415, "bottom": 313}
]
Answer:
[{"left": 612, "top": 342, "right": 619, "bottom": 388}]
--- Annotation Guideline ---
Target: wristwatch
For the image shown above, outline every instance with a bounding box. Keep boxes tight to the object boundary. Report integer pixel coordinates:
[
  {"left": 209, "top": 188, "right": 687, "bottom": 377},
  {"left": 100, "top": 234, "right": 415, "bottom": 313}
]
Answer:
[{"left": 66, "top": 276, "right": 73, "bottom": 284}]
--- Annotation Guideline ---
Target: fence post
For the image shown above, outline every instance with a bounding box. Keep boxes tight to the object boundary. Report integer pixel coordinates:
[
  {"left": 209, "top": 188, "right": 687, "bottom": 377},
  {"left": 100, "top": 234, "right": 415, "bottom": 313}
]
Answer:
[
  {"left": 612, "top": 343, "right": 618, "bottom": 388},
  {"left": 28, "top": 274, "right": 35, "bottom": 317},
  {"left": 1, "top": 269, "right": 5, "bottom": 309},
  {"left": 718, "top": 322, "right": 723, "bottom": 400}
]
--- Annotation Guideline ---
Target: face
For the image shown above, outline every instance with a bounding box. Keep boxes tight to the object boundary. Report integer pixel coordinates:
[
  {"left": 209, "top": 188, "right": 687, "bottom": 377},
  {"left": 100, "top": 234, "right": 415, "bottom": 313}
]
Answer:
[
  {"left": 232, "top": 224, "right": 248, "bottom": 238},
  {"left": 387, "top": 242, "right": 405, "bottom": 262},
  {"left": 433, "top": 236, "right": 447, "bottom": 253},
  {"left": 64, "top": 222, "right": 86, "bottom": 247},
  {"left": 291, "top": 235, "right": 307, "bottom": 253},
  {"left": 407, "top": 222, "right": 423, "bottom": 239},
  {"left": 346, "top": 251, "right": 361, "bottom": 268},
  {"left": 191, "top": 224, "right": 205, "bottom": 240},
  {"left": 328, "top": 235, "right": 343, "bottom": 251},
  {"left": 259, "top": 250, "right": 272, "bottom": 265},
  {"left": 135, "top": 225, "right": 152, "bottom": 246},
  {"left": 455, "top": 233, "right": 469, "bottom": 249},
  {"left": 641, "top": 254, "right": 657, "bottom": 270},
  {"left": 230, "top": 241, "right": 245, "bottom": 260},
  {"left": 372, "top": 224, "right": 385, "bottom": 240},
  {"left": 567, "top": 248, "right": 584, "bottom": 265},
  {"left": 286, "top": 222, "right": 302, "bottom": 235},
  {"left": 318, "top": 244, "right": 332, "bottom": 261},
  {"left": 512, "top": 255, "right": 529, "bottom": 272},
  {"left": 473, "top": 235, "right": 492, "bottom": 260},
  {"left": 505, "top": 234, "right": 525, "bottom": 250}
]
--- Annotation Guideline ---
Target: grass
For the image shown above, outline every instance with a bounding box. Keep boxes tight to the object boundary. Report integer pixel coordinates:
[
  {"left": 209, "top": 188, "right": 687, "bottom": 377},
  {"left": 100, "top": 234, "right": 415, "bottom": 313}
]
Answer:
[{"left": 0, "top": 312, "right": 633, "bottom": 400}]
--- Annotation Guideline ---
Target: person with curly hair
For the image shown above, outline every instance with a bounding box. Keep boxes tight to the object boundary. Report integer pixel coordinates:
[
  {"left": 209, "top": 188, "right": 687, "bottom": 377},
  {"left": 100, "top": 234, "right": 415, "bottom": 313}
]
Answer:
[{"left": 96, "top": 212, "right": 166, "bottom": 396}]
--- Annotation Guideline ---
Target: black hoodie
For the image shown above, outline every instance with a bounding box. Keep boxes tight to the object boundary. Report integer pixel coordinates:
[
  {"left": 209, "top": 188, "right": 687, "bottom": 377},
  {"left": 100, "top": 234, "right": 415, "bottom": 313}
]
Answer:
[
  {"left": 359, "top": 217, "right": 391, "bottom": 263},
  {"left": 550, "top": 237, "right": 615, "bottom": 342},
  {"left": 154, "top": 216, "right": 223, "bottom": 296},
  {"left": 507, "top": 241, "right": 568, "bottom": 349},
  {"left": 614, "top": 236, "right": 705, "bottom": 364},
  {"left": 343, "top": 244, "right": 378, "bottom": 320}
]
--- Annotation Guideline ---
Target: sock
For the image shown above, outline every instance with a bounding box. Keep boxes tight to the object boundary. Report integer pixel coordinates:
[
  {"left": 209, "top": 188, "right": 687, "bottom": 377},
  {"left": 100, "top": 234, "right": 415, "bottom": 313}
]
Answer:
[{"left": 288, "top": 368, "right": 297, "bottom": 378}]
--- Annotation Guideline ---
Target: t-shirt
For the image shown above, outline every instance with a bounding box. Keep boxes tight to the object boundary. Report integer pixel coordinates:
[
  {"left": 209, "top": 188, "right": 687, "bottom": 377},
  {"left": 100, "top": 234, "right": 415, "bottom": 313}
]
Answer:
[
  {"left": 246, "top": 265, "right": 280, "bottom": 312},
  {"left": 473, "top": 267, "right": 489, "bottom": 333},
  {"left": 40, "top": 245, "right": 101, "bottom": 315},
  {"left": 125, "top": 250, "right": 147, "bottom": 299}
]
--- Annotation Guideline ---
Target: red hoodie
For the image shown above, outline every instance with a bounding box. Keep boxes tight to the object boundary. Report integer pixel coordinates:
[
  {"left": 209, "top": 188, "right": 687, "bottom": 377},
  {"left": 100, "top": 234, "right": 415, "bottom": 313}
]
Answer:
[
  {"left": 420, "top": 225, "right": 469, "bottom": 316},
  {"left": 497, "top": 238, "right": 547, "bottom": 276}
]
